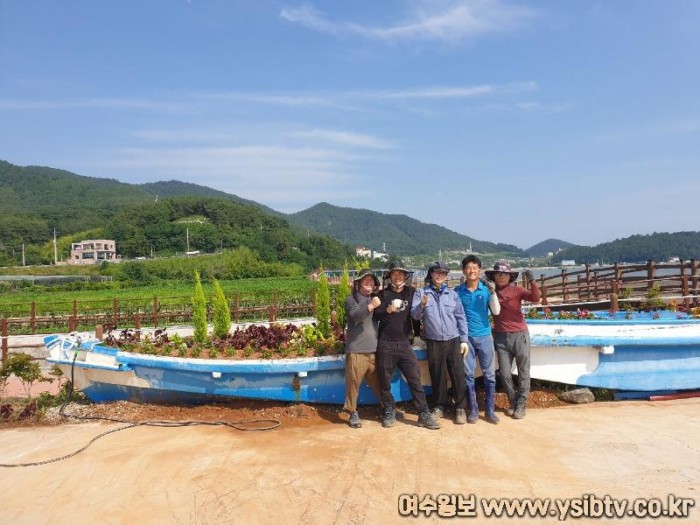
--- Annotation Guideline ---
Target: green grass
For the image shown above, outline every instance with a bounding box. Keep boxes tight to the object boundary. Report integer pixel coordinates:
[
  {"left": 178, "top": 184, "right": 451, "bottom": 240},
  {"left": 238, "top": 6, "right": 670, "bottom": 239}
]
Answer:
[{"left": 0, "top": 277, "right": 317, "bottom": 318}]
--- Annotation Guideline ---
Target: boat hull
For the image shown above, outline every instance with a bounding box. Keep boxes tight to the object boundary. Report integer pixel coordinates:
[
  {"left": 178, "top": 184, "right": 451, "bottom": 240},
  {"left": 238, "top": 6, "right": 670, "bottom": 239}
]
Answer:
[
  {"left": 46, "top": 336, "right": 432, "bottom": 405},
  {"left": 527, "top": 313, "right": 700, "bottom": 391},
  {"left": 45, "top": 311, "right": 700, "bottom": 405}
]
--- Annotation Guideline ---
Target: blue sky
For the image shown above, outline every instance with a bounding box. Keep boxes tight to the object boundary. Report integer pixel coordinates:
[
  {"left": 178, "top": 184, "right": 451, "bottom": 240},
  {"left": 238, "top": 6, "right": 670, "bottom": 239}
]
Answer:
[{"left": 1, "top": 1, "right": 698, "bottom": 250}]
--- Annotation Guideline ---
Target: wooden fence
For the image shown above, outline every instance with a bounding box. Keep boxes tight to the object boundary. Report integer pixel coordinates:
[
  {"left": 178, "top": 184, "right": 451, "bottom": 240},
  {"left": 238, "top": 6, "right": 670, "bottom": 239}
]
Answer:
[
  {"left": 0, "top": 290, "right": 318, "bottom": 360},
  {"left": 531, "top": 259, "right": 700, "bottom": 310},
  {"left": 2, "top": 260, "right": 699, "bottom": 360}
]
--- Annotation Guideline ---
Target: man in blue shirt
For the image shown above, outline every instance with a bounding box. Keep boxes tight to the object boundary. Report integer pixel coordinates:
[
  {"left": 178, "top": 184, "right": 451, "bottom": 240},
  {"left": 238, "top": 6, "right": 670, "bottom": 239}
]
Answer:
[
  {"left": 455, "top": 255, "right": 501, "bottom": 424},
  {"left": 411, "top": 261, "right": 469, "bottom": 425}
]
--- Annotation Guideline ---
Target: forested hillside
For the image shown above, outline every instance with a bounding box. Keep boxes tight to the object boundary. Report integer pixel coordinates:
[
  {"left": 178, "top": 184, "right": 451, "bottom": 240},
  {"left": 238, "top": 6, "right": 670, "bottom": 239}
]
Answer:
[
  {"left": 104, "top": 196, "right": 353, "bottom": 267},
  {"left": 551, "top": 232, "right": 700, "bottom": 264},
  {"left": 287, "top": 202, "right": 523, "bottom": 256},
  {"left": 525, "top": 238, "right": 578, "bottom": 257},
  {"left": 140, "top": 180, "right": 280, "bottom": 216},
  {"left": 0, "top": 160, "right": 152, "bottom": 246}
]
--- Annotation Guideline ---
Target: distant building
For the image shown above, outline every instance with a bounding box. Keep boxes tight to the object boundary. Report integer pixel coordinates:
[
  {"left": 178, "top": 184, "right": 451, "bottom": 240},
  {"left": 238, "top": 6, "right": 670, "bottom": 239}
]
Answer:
[
  {"left": 70, "top": 239, "right": 117, "bottom": 265},
  {"left": 561, "top": 259, "right": 576, "bottom": 266},
  {"left": 355, "top": 246, "right": 388, "bottom": 261}
]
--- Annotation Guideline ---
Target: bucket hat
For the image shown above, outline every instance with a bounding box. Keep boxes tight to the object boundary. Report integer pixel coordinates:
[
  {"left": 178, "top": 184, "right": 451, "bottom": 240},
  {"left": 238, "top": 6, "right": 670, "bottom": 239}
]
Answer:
[{"left": 484, "top": 259, "right": 519, "bottom": 283}]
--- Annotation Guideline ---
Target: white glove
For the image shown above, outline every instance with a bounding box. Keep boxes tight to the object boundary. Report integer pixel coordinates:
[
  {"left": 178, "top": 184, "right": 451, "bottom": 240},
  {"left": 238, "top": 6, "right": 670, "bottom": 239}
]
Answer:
[
  {"left": 369, "top": 296, "right": 381, "bottom": 310},
  {"left": 460, "top": 342, "right": 469, "bottom": 355}
]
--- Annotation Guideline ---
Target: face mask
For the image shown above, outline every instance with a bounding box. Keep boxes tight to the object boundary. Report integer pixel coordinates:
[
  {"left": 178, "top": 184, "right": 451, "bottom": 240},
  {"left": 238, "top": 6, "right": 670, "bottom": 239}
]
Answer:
[{"left": 391, "top": 280, "right": 405, "bottom": 291}]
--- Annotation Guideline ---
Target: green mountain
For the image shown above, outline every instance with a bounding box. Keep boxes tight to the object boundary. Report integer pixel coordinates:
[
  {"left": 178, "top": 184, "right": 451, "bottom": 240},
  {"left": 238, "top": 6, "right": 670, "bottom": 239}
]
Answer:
[
  {"left": 0, "top": 160, "right": 350, "bottom": 268},
  {"left": 140, "top": 180, "right": 281, "bottom": 216},
  {"left": 525, "top": 238, "right": 578, "bottom": 258},
  {"left": 550, "top": 232, "right": 700, "bottom": 264},
  {"left": 0, "top": 160, "right": 153, "bottom": 246},
  {"left": 287, "top": 202, "right": 523, "bottom": 256},
  {"left": 104, "top": 196, "right": 353, "bottom": 267}
]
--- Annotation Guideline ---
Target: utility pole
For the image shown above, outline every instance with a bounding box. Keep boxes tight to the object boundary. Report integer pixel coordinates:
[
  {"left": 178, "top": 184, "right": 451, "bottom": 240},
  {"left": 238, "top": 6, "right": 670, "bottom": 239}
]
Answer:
[
  {"left": 53, "top": 228, "right": 58, "bottom": 265},
  {"left": 186, "top": 227, "right": 190, "bottom": 254},
  {"left": 21, "top": 243, "right": 25, "bottom": 266}
]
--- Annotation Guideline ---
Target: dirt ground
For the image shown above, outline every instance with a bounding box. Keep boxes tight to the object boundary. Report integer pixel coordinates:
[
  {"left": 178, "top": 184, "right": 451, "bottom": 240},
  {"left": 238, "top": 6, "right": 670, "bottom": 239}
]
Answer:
[
  {"left": 0, "top": 398, "right": 697, "bottom": 525},
  {"left": 0, "top": 387, "right": 564, "bottom": 429}
]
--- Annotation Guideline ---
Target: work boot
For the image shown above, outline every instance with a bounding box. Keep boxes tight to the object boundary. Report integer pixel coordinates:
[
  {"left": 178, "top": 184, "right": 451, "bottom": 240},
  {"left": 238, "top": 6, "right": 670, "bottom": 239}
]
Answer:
[
  {"left": 382, "top": 406, "right": 397, "bottom": 428},
  {"left": 467, "top": 385, "right": 479, "bottom": 424},
  {"left": 432, "top": 405, "right": 444, "bottom": 419},
  {"left": 484, "top": 383, "right": 500, "bottom": 425},
  {"left": 417, "top": 411, "right": 441, "bottom": 430},
  {"left": 455, "top": 408, "right": 467, "bottom": 425},
  {"left": 506, "top": 396, "right": 516, "bottom": 417},
  {"left": 512, "top": 398, "right": 527, "bottom": 420},
  {"left": 348, "top": 411, "right": 362, "bottom": 429}
]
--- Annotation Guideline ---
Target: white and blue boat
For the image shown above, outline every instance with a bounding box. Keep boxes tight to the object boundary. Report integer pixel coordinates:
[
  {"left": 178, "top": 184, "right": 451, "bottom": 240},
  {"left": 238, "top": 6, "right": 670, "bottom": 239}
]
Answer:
[
  {"left": 525, "top": 310, "right": 700, "bottom": 392},
  {"left": 45, "top": 310, "right": 700, "bottom": 405},
  {"left": 44, "top": 334, "right": 428, "bottom": 405}
]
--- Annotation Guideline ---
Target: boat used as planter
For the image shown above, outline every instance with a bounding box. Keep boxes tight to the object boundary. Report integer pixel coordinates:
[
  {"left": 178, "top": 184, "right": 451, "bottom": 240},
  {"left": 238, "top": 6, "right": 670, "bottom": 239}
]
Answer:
[
  {"left": 44, "top": 334, "right": 429, "bottom": 405},
  {"left": 45, "top": 309, "right": 700, "bottom": 405}
]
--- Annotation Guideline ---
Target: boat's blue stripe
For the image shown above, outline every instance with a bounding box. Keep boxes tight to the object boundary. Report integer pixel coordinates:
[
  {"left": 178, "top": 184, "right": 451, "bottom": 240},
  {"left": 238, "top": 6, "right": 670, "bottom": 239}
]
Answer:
[{"left": 531, "top": 335, "right": 700, "bottom": 347}]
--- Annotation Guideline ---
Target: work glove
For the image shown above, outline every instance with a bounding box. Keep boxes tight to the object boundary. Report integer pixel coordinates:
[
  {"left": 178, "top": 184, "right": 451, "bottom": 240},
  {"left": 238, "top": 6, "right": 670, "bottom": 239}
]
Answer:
[
  {"left": 369, "top": 296, "right": 381, "bottom": 310},
  {"left": 480, "top": 277, "right": 496, "bottom": 293},
  {"left": 523, "top": 269, "right": 535, "bottom": 282},
  {"left": 460, "top": 342, "right": 469, "bottom": 355}
]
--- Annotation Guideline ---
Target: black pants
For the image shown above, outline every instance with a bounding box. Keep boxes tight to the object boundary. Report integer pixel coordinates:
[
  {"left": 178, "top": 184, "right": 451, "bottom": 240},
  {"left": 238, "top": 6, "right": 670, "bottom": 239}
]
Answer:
[
  {"left": 376, "top": 339, "right": 429, "bottom": 414},
  {"left": 426, "top": 337, "right": 467, "bottom": 409}
]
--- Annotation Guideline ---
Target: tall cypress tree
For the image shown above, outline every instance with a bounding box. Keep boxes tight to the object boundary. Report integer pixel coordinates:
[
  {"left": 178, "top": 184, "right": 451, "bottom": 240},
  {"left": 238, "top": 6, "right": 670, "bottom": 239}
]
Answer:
[
  {"left": 192, "top": 270, "right": 208, "bottom": 343},
  {"left": 211, "top": 278, "right": 232, "bottom": 339},
  {"left": 316, "top": 266, "right": 331, "bottom": 338}
]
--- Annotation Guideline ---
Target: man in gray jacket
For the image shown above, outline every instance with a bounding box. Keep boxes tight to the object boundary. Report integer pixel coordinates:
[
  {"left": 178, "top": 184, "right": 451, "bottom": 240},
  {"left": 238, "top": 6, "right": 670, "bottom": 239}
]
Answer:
[
  {"left": 411, "top": 262, "right": 469, "bottom": 425},
  {"left": 343, "top": 268, "right": 383, "bottom": 428}
]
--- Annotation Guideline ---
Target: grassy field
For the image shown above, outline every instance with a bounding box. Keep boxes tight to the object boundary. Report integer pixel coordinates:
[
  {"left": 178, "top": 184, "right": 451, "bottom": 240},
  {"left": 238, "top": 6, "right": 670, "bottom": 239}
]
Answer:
[{"left": 0, "top": 276, "right": 319, "bottom": 318}]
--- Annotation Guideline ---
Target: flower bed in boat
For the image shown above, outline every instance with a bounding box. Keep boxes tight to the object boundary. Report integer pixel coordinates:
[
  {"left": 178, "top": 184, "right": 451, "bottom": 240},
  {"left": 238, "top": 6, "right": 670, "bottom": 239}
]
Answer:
[{"left": 103, "top": 323, "right": 345, "bottom": 360}]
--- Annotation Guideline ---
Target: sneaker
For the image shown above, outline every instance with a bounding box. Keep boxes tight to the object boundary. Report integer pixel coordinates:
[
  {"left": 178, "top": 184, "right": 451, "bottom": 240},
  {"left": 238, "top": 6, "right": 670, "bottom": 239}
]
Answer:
[
  {"left": 512, "top": 399, "right": 526, "bottom": 420},
  {"left": 348, "top": 411, "right": 362, "bottom": 428},
  {"left": 485, "top": 411, "right": 500, "bottom": 425},
  {"left": 506, "top": 398, "right": 516, "bottom": 417},
  {"left": 382, "top": 407, "right": 397, "bottom": 428},
  {"left": 395, "top": 408, "right": 405, "bottom": 420},
  {"left": 432, "top": 405, "right": 444, "bottom": 419},
  {"left": 417, "top": 411, "right": 441, "bottom": 430},
  {"left": 455, "top": 408, "right": 467, "bottom": 425}
]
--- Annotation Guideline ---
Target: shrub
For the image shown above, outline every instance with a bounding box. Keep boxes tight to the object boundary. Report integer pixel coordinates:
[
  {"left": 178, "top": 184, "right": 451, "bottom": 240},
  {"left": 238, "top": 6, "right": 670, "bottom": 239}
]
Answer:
[
  {"left": 1, "top": 353, "right": 48, "bottom": 399},
  {"left": 335, "top": 262, "right": 351, "bottom": 328},
  {"left": 315, "top": 267, "right": 331, "bottom": 338},
  {"left": 211, "top": 278, "right": 232, "bottom": 339},
  {"left": 192, "top": 270, "right": 208, "bottom": 343}
]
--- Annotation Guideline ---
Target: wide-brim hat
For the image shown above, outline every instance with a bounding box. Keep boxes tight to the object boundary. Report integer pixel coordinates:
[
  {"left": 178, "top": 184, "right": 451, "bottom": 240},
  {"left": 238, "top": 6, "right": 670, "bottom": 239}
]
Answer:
[
  {"left": 353, "top": 268, "right": 380, "bottom": 288},
  {"left": 485, "top": 259, "right": 519, "bottom": 283},
  {"left": 383, "top": 263, "right": 413, "bottom": 280}
]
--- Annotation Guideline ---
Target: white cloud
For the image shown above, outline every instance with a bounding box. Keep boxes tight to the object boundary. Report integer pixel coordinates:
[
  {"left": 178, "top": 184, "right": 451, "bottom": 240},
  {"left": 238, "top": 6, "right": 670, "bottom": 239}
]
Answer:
[
  {"left": 103, "top": 144, "right": 371, "bottom": 208},
  {"left": 289, "top": 129, "right": 394, "bottom": 149},
  {"left": 280, "top": 0, "right": 538, "bottom": 44}
]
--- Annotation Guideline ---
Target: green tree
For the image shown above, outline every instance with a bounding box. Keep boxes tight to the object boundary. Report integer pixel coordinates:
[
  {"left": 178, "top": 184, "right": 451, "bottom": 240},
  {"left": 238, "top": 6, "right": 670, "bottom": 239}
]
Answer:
[
  {"left": 211, "top": 278, "right": 232, "bottom": 339},
  {"left": 192, "top": 270, "right": 208, "bottom": 343},
  {"left": 315, "top": 267, "right": 331, "bottom": 338},
  {"left": 1, "top": 353, "right": 44, "bottom": 399},
  {"left": 335, "top": 262, "right": 351, "bottom": 328}
]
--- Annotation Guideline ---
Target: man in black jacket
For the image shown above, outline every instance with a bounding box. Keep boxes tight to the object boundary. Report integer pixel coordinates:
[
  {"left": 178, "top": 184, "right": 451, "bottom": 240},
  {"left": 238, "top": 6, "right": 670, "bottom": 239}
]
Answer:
[{"left": 373, "top": 263, "right": 440, "bottom": 430}]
